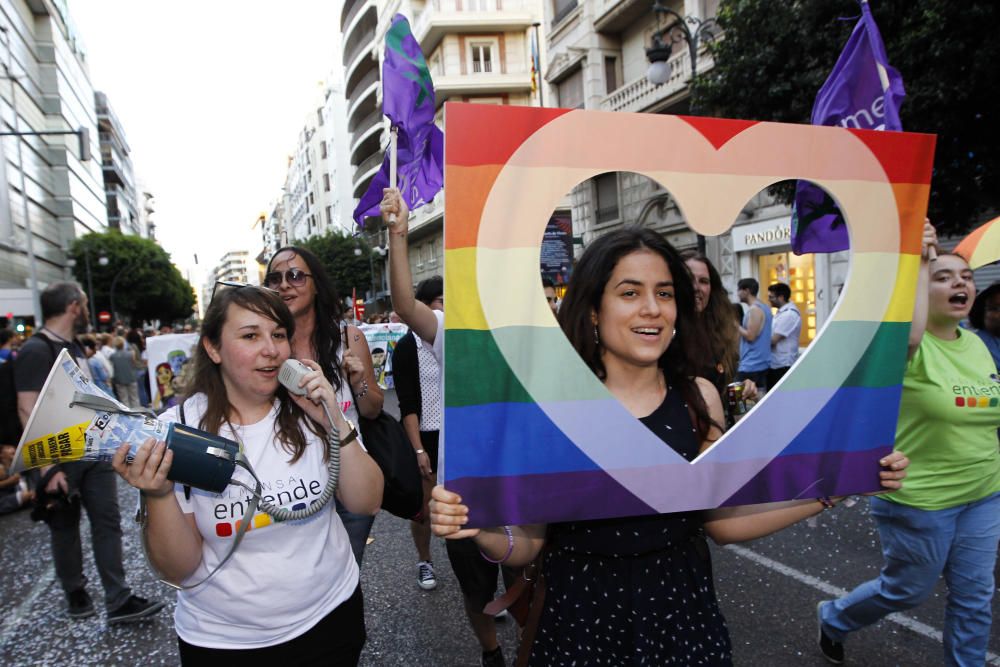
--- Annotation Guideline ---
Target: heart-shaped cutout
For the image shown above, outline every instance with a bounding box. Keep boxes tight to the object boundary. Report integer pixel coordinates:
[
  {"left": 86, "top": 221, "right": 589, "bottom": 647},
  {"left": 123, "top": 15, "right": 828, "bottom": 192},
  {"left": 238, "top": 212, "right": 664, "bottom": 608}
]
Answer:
[{"left": 443, "top": 103, "right": 934, "bottom": 527}]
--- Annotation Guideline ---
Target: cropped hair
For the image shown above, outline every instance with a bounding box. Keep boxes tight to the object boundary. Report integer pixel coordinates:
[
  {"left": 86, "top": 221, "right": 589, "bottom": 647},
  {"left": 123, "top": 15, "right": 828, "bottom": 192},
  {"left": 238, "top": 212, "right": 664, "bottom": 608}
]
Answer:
[
  {"left": 737, "top": 278, "right": 759, "bottom": 295},
  {"left": 415, "top": 275, "right": 443, "bottom": 305},
  {"left": 969, "top": 282, "right": 1000, "bottom": 330},
  {"left": 40, "top": 282, "right": 84, "bottom": 321},
  {"left": 768, "top": 283, "right": 792, "bottom": 302}
]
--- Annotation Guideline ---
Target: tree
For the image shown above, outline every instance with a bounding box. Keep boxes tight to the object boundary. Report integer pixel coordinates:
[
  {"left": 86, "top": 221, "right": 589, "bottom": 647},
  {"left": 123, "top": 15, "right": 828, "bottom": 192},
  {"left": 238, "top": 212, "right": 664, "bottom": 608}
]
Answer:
[
  {"left": 69, "top": 232, "right": 196, "bottom": 326},
  {"left": 297, "top": 230, "right": 375, "bottom": 302},
  {"left": 693, "top": 0, "right": 999, "bottom": 235}
]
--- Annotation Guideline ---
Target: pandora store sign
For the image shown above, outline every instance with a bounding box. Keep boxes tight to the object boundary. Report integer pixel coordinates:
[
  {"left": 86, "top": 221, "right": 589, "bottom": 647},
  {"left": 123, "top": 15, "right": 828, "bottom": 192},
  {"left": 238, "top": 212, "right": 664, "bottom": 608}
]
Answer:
[{"left": 731, "top": 217, "right": 792, "bottom": 252}]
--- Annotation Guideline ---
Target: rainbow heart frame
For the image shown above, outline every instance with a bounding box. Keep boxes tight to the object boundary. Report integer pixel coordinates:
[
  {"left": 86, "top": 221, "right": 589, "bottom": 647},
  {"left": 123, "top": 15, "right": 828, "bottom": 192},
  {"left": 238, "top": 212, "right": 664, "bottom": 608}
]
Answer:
[{"left": 442, "top": 103, "right": 935, "bottom": 528}]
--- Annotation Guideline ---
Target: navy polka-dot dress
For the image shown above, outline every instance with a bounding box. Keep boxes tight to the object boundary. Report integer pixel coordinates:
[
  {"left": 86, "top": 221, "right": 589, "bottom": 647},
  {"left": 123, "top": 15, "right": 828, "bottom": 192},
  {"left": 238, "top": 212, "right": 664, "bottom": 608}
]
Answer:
[{"left": 528, "top": 388, "right": 733, "bottom": 666}]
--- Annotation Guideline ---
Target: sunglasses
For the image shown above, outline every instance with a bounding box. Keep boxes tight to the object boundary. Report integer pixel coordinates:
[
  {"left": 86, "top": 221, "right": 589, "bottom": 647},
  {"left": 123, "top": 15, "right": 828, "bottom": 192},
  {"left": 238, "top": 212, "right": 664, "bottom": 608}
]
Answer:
[
  {"left": 263, "top": 268, "right": 312, "bottom": 289},
  {"left": 210, "top": 280, "right": 280, "bottom": 302}
]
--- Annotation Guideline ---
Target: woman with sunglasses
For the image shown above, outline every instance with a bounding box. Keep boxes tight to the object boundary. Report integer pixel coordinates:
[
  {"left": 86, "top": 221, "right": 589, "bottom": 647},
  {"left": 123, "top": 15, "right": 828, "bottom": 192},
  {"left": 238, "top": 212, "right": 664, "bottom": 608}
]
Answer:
[
  {"left": 264, "top": 246, "right": 384, "bottom": 563},
  {"left": 426, "top": 224, "right": 910, "bottom": 666},
  {"left": 112, "top": 285, "right": 383, "bottom": 664}
]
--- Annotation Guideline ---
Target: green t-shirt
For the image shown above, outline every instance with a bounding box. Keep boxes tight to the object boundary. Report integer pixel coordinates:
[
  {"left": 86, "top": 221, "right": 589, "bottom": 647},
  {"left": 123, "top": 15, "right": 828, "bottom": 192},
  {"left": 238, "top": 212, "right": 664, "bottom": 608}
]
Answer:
[{"left": 887, "top": 329, "right": 1000, "bottom": 510}]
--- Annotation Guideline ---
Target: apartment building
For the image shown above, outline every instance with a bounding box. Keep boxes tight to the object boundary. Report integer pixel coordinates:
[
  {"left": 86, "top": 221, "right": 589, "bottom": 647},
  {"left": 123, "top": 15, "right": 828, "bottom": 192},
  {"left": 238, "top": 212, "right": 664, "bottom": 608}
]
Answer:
[
  {"left": 543, "top": 0, "right": 833, "bottom": 344},
  {"left": 341, "top": 0, "right": 546, "bottom": 304},
  {"left": 95, "top": 90, "right": 139, "bottom": 236},
  {"left": 0, "top": 0, "right": 106, "bottom": 325}
]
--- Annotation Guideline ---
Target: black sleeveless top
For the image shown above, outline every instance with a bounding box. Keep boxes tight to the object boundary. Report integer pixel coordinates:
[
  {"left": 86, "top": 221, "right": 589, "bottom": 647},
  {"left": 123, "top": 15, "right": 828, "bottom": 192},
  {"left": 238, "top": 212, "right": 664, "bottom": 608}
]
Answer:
[{"left": 530, "top": 386, "right": 733, "bottom": 666}]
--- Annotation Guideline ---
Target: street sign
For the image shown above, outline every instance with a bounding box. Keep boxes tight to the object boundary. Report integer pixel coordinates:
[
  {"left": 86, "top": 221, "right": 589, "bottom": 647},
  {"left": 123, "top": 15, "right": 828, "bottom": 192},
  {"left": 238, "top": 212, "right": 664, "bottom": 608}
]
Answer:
[{"left": 98, "top": 311, "right": 111, "bottom": 323}]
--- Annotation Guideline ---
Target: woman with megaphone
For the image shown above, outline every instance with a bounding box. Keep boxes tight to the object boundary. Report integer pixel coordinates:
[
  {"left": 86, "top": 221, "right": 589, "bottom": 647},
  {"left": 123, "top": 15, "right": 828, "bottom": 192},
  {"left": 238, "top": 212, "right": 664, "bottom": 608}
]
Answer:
[{"left": 111, "top": 283, "right": 383, "bottom": 665}]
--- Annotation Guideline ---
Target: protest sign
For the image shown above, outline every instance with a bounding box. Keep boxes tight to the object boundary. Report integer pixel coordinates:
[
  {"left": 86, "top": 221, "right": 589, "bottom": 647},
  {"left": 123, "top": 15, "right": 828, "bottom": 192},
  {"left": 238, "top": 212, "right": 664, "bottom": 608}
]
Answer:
[
  {"left": 146, "top": 333, "right": 198, "bottom": 411},
  {"left": 358, "top": 323, "right": 408, "bottom": 390},
  {"left": 442, "top": 102, "right": 935, "bottom": 527}
]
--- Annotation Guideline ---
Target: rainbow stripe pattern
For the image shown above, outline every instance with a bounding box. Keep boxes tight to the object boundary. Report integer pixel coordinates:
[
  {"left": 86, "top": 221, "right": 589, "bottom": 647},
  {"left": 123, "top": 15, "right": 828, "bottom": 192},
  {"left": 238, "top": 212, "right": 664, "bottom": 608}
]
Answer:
[{"left": 443, "top": 103, "right": 936, "bottom": 528}]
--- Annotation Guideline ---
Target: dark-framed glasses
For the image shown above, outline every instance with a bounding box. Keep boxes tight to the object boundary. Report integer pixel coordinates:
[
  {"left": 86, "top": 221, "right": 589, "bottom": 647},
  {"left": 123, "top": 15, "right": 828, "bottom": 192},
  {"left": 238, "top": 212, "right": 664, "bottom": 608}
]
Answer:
[
  {"left": 210, "top": 280, "right": 280, "bottom": 302},
  {"left": 263, "top": 268, "right": 312, "bottom": 289}
]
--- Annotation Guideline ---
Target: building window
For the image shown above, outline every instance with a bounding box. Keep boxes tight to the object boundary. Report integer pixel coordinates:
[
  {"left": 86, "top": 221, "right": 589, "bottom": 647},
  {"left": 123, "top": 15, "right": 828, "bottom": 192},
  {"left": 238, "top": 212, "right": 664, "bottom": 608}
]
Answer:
[
  {"left": 320, "top": 141, "right": 327, "bottom": 159},
  {"left": 317, "top": 108, "right": 324, "bottom": 126},
  {"left": 556, "top": 68, "right": 584, "bottom": 109},
  {"left": 594, "top": 172, "right": 619, "bottom": 223},
  {"left": 309, "top": 192, "right": 315, "bottom": 206},
  {"left": 604, "top": 56, "right": 618, "bottom": 94},
  {"left": 552, "top": 0, "right": 578, "bottom": 26},
  {"left": 323, "top": 173, "right": 331, "bottom": 191},
  {"left": 326, "top": 205, "right": 333, "bottom": 226},
  {"left": 471, "top": 42, "right": 494, "bottom": 74}
]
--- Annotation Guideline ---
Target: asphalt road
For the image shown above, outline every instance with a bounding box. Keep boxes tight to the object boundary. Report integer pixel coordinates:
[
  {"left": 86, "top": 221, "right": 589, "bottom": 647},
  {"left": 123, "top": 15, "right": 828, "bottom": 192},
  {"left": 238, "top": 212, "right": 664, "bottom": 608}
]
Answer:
[{"left": 1, "top": 483, "right": 997, "bottom": 666}]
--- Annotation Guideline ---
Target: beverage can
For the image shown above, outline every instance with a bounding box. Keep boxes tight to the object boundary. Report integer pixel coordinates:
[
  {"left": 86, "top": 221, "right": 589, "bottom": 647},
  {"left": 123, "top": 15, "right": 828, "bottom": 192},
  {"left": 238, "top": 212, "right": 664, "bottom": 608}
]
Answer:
[{"left": 726, "top": 382, "right": 746, "bottom": 416}]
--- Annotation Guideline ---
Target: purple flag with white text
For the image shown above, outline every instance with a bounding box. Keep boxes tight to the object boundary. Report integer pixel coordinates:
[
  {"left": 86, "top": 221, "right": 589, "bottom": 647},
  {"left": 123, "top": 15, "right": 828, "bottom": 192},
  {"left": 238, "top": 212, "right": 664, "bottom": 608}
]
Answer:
[
  {"left": 791, "top": 1, "right": 905, "bottom": 254},
  {"left": 353, "top": 14, "right": 444, "bottom": 227}
]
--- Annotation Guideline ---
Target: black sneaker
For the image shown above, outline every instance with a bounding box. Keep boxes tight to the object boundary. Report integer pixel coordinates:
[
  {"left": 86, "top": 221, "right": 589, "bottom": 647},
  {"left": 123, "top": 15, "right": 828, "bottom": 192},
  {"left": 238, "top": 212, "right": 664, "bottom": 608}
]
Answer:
[
  {"left": 107, "top": 595, "right": 166, "bottom": 625},
  {"left": 481, "top": 646, "right": 505, "bottom": 667},
  {"left": 67, "top": 589, "right": 95, "bottom": 619},
  {"left": 817, "top": 601, "right": 844, "bottom": 664}
]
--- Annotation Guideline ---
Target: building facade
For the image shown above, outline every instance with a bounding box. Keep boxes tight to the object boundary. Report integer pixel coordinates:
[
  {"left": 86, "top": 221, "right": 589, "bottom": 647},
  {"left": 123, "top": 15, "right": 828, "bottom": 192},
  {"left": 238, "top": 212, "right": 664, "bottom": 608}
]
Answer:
[
  {"left": 340, "top": 0, "right": 546, "bottom": 306},
  {"left": 95, "top": 90, "right": 139, "bottom": 236},
  {"left": 0, "top": 0, "right": 106, "bottom": 325},
  {"left": 544, "top": 0, "right": 832, "bottom": 345}
]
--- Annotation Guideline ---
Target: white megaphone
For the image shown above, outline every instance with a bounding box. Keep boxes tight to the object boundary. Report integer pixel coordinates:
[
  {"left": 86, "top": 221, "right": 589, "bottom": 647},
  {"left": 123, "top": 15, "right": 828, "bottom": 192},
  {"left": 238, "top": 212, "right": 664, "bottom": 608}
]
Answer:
[{"left": 10, "top": 349, "right": 241, "bottom": 493}]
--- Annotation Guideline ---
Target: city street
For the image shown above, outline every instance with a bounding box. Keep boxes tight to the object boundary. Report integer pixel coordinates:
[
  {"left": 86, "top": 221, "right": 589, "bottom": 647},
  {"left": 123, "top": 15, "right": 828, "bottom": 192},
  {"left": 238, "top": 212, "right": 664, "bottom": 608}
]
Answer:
[{"left": 0, "top": 481, "right": 997, "bottom": 666}]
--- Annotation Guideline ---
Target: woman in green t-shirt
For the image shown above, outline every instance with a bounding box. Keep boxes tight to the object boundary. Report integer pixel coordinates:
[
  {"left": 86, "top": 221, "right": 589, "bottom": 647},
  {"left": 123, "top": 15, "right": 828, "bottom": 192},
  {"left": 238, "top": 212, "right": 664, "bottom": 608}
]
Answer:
[{"left": 818, "top": 223, "right": 1000, "bottom": 666}]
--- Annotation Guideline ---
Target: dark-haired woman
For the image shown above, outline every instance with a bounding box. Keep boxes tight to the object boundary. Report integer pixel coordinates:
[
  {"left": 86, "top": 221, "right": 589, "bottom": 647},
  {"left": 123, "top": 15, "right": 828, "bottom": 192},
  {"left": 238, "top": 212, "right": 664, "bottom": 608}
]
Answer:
[
  {"left": 681, "top": 250, "right": 757, "bottom": 418},
  {"left": 111, "top": 286, "right": 383, "bottom": 664},
  {"left": 431, "top": 227, "right": 909, "bottom": 666},
  {"left": 265, "top": 246, "right": 383, "bottom": 564},
  {"left": 968, "top": 281, "right": 1000, "bottom": 371}
]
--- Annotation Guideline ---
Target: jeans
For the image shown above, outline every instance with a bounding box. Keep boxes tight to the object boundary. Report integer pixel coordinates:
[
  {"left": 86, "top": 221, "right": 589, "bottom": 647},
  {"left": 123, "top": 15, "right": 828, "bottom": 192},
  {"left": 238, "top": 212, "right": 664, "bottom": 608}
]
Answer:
[
  {"left": 336, "top": 498, "right": 375, "bottom": 566},
  {"left": 50, "top": 461, "right": 132, "bottom": 611},
  {"left": 821, "top": 491, "right": 1000, "bottom": 667}
]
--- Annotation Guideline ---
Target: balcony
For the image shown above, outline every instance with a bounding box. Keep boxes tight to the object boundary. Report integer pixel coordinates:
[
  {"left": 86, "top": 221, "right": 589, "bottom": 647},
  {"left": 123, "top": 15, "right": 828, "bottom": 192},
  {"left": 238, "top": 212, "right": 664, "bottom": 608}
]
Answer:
[
  {"left": 600, "top": 47, "right": 713, "bottom": 113},
  {"left": 413, "top": 0, "right": 537, "bottom": 53},
  {"left": 345, "top": 50, "right": 378, "bottom": 100},
  {"left": 347, "top": 66, "right": 378, "bottom": 108},
  {"left": 347, "top": 78, "right": 379, "bottom": 128},
  {"left": 593, "top": 0, "right": 649, "bottom": 34},
  {"left": 352, "top": 152, "right": 383, "bottom": 198},
  {"left": 410, "top": 190, "right": 444, "bottom": 235},
  {"left": 341, "top": 0, "right": 366, "bottom": 32},
  {"left": 433, "top": 71, "right": 533, "bottom": 106}
]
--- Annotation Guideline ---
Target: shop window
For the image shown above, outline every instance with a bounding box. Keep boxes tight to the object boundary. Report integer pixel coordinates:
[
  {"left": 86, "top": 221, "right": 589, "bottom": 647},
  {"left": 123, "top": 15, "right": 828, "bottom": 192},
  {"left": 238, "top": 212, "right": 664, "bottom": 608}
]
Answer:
[{"left": 758, "top": 251, "right": 816, "bottom": 345}]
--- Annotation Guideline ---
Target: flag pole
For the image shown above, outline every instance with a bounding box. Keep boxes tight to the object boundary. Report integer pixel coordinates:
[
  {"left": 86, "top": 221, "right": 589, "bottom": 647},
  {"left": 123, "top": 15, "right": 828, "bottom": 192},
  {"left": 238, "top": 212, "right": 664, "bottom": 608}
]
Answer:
[{"left": 388, "top": 126, "right": 399, "bottom": 225}]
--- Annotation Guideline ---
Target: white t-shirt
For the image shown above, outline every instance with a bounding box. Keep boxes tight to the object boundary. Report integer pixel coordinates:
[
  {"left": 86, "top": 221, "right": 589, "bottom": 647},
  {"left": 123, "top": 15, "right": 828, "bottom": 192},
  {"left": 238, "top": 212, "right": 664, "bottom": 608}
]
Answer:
[
  {"left": 160, "top": 394, "right": 358, "bottom": 649},
  {"left": 770, "top": 302, "right": 802, "bottom": 368},
  {"left": 414, "top": 335, "right": 442, "bottom": 431}
]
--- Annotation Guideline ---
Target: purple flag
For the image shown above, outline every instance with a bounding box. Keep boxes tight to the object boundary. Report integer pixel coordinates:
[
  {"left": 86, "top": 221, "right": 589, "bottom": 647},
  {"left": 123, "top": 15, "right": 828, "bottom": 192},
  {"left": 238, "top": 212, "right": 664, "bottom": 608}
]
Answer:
[
  {"left": 791, "top": 1, "right": 905, "bottom": 254},
  {"left": 353, "top": 14, "right": 444, "bottom": 227}
]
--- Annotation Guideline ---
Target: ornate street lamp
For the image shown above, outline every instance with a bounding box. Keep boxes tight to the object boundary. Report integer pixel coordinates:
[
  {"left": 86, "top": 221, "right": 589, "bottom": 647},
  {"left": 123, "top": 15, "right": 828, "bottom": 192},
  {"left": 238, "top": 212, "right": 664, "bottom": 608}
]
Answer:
[{"left": 645, "top": 1, "right": 717, "bottom": 88}]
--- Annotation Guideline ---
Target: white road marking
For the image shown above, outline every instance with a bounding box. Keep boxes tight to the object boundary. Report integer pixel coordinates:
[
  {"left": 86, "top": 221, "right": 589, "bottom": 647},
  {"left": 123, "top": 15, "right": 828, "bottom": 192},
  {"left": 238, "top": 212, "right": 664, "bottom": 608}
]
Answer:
[
  {"left": 0, "top": 564, "right": 54, "bottom": 650},
  {"left": 724, "top": 544, "right": 1000, "bottom": 666}
]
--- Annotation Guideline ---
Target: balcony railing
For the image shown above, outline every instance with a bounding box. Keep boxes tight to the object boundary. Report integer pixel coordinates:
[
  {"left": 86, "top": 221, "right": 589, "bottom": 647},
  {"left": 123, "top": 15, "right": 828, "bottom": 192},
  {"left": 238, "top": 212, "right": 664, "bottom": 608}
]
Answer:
[
  {"left": 601, "top": 48, "right": 699, "bottom": 113},
  {"left": 341, "top": 0, "right": 365, "bottom": 32},
  {"left": 343, "top": 29, "right": 374, "bottom": 72},
  {"left": 347, "top": 67, "right": 379, "bottom": 107},
  {"left": 354, "top": 152, "right": 382, "bottom": 177},
  {"left": 350, "top": 108, "right": 382, "bottom": 143}
]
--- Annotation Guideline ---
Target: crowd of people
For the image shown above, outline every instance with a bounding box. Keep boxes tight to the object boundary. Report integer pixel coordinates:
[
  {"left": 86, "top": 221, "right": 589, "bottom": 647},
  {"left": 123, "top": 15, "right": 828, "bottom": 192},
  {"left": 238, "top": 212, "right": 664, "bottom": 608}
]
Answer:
[{"left": 1, "top": 192, "right": 998, "bottom": 665}]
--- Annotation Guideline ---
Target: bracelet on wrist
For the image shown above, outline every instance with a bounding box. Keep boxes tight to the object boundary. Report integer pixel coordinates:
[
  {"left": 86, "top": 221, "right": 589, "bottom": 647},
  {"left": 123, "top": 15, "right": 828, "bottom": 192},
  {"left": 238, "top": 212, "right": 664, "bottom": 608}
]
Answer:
[
  {"left": 817, "top": 496, "right": 837, "bottom": 510},
  {"left": 479, "top": 525, "right": 514, "bottom": 564},
  {"left": 354, "top": 379, "right": 369, "bottom": 400},
  {"left": 415, "top": 449, "right": 426, "bottom": 455}
]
